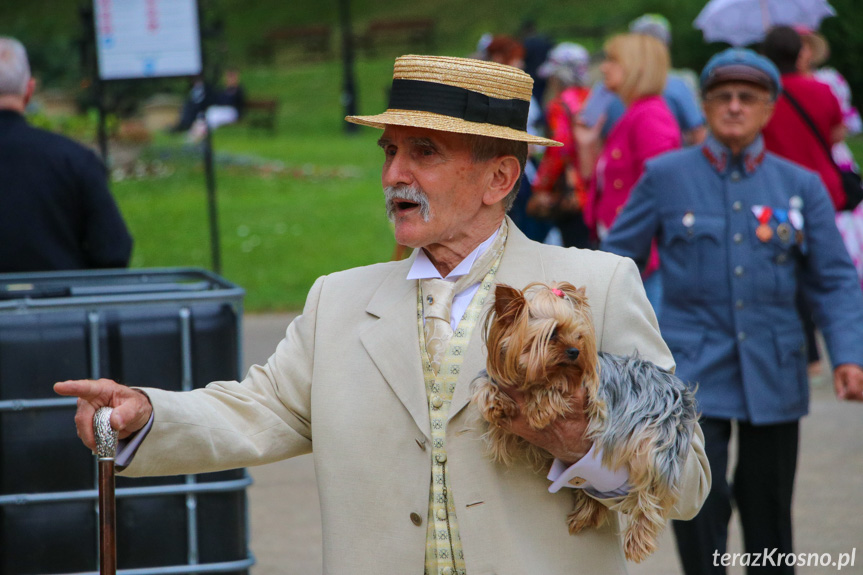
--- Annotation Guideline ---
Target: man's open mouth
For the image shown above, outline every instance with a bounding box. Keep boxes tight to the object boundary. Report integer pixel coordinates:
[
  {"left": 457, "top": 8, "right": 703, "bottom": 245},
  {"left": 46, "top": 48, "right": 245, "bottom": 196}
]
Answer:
[
  {"left": 384, "top": 185, "right": 431, "bottom": 222},
  {"left": 394, "top": 199, "right": 420, "bottom": 212}
]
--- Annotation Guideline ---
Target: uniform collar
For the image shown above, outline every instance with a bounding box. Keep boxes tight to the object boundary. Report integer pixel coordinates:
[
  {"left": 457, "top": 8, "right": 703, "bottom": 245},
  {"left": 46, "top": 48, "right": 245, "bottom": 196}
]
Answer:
[{"left": 701, "top": 133, "right": 766, "bottom": 177}]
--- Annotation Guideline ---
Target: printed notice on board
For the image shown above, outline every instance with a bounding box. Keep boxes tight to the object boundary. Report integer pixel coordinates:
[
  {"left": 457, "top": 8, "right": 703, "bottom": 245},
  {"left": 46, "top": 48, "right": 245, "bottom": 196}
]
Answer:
[{"left": 94, "top": 0, "right": 202, "bottom": 80}]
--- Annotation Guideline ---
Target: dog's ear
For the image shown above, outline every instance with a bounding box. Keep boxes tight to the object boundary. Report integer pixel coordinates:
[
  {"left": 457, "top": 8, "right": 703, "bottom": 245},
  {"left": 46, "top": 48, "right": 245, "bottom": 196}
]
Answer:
[
  {"left": 494, "top": 284, "right": 526, "bottom": 323},
  {"left": 559, "top": 283, "right": 588, "bottom": 305}
]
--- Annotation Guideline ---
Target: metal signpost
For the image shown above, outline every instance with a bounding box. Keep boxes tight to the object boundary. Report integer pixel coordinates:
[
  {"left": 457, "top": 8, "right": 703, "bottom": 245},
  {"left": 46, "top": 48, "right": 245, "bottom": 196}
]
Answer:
[{"left": 91, "top": 0, "right": 223, "bottom": 274}]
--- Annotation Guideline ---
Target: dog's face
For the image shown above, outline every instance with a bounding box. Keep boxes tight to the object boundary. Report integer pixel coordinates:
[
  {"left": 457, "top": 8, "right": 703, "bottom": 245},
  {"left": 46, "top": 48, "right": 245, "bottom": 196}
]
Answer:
[{"left": 485, "top": 282, "right": 598, "bottom": 388}]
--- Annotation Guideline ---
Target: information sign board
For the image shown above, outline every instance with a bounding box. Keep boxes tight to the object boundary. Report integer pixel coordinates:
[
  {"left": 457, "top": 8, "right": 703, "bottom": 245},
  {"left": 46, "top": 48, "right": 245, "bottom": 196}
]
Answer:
[{"left": 93, "top": 0, "right": 202, "bottom": 80}]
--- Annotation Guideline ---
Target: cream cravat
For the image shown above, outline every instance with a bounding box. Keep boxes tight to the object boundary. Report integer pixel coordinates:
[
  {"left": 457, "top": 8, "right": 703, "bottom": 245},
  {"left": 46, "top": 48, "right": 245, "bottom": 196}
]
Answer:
[
  {"left": 421, "top": 221, "right": 508, "bottom": 375},
  {"left": 421, "top": 279, "right": 456, "bottom": 375}
]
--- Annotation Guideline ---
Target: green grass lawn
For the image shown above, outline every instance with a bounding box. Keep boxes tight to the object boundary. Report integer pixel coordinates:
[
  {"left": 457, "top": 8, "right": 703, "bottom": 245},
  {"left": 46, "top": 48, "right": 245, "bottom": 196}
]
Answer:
[{"left": 113, "top": 59, "right": 400, "bottom": 311}]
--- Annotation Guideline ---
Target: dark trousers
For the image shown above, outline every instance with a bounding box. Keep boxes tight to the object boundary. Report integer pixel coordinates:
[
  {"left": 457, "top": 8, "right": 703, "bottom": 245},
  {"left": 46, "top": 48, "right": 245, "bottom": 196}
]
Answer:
[{"left": 673, "top": 418, "right": 799, "bottom": 575}]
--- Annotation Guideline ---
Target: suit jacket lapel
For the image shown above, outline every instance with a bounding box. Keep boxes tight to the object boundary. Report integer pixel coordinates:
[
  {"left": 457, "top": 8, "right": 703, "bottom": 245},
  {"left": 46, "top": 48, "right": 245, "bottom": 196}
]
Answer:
[
  {"left": 448, "top": 220, "right": 546, "bottom": 421},
  {"left": 360, "top": 253, "right": 432, "bottom": 441}
]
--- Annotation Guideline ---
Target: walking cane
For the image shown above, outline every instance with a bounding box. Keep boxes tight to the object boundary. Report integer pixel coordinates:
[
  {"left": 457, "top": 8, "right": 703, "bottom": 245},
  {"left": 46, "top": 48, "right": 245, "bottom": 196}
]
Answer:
[{"left": 94, "top": 407, "right": 118, "bottom": 575}]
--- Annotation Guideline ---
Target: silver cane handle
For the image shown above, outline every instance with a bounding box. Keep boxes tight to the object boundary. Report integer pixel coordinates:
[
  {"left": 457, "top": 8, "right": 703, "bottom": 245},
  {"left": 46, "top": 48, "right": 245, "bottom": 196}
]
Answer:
[{"left": 94, "top": 407, "right": 118, "bottom": 460}]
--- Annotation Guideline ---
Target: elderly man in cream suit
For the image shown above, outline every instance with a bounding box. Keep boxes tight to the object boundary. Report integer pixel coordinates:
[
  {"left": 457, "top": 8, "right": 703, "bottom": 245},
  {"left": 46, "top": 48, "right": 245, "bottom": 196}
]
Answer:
[{"left": 57, "top": 55, "right": 709, "bottom": 575}]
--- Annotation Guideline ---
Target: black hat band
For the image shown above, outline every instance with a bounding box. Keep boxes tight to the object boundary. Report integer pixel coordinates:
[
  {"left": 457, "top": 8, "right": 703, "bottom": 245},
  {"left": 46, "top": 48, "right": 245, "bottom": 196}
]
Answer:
[{"left": 388, "top": 78, "right": 530, "bottom": 131}]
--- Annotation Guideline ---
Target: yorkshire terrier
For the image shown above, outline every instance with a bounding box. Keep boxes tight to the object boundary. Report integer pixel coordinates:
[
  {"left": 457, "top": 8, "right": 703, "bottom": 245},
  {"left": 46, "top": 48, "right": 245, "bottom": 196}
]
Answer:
[{"left": 470, "top": 281, "right": 697, "bottom": 563}]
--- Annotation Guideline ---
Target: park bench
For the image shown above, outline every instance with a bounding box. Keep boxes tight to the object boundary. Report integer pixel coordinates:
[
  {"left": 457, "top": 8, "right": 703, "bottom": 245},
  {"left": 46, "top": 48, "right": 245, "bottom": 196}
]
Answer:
[
  {"left": 357, "top": 18, "right": 436, "bottom": 56},
  {"left": 250, "top": 25, "right": 333, "bottom": 63},
  {"left": 243, "top": 98, "right": 279, "bottom": 133}
]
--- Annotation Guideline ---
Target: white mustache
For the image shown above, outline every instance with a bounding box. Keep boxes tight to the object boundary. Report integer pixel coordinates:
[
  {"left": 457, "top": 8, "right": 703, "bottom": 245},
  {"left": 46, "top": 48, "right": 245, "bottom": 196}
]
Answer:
[{"left": 384, "top": 185, "right": 431, "bottom": 222}]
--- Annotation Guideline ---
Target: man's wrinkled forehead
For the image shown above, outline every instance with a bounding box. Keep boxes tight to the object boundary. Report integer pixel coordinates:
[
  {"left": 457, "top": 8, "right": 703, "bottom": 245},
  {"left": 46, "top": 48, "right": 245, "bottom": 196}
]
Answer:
[
  {"left": 377, "top": 134, "right": 436, "bottom": 149},
  {"left": 378, "top": 125, "right": 473, "bottom": 153}
]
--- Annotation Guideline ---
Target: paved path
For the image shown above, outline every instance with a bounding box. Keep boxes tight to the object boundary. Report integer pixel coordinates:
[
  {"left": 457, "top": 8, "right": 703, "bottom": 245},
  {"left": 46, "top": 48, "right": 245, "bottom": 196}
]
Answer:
[{"left": 242, "top": 313, "right": 862, "bottom": 575}]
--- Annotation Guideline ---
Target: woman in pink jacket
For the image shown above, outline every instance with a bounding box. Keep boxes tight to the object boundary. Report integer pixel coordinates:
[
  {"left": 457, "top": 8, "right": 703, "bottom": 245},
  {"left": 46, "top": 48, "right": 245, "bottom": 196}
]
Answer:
[{"left": 576, "top": 33, "right": 681, "bottom": 313}]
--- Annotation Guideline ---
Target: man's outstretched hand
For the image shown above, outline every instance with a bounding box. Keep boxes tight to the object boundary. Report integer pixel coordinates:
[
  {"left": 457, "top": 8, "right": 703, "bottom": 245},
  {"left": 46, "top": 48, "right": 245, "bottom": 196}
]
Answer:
[
  {"left": 54, "top": 379, "right": 153, "bottom": 451},
  {"left": 499, "top": 383, "right": 593, "bottom": 465}
]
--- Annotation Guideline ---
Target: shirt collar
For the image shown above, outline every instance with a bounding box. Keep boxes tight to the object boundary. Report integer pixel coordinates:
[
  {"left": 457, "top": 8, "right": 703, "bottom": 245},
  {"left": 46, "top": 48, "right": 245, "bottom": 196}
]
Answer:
[
  {"left": 702, "top": 133, "right": 766, "bottom": 176},
  {"left": 406, "top": 225, "right": 502, "bottom": 281}
]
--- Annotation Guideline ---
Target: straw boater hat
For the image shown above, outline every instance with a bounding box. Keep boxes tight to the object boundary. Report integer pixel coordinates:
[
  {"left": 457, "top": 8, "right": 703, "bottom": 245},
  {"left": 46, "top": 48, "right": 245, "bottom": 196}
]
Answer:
[{"left": 346, "top": 54, "right": 562, "bottom": 147}]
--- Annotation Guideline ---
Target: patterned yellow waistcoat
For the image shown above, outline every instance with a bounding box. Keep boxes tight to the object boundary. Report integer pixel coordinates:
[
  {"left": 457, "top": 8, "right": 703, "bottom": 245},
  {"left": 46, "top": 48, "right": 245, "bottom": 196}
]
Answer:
[{"left": 419, "top": 259, "right": 501, "bottom": 575}]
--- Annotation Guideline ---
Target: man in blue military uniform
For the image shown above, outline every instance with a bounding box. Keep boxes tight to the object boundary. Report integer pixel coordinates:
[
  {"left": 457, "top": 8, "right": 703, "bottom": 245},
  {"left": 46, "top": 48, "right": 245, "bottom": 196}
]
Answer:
[{"left": 602, "top": 48, "right": 863, "bottom": 575}]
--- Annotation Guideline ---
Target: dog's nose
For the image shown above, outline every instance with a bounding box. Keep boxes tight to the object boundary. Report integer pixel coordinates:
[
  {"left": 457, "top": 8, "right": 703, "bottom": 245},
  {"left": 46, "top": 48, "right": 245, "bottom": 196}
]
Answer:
[{"left": 566, "top": 348, "right": 580, "bottom": 360}]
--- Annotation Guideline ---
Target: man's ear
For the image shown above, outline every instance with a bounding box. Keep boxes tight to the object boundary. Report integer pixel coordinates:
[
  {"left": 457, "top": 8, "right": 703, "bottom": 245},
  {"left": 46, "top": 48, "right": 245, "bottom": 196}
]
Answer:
[
  {"left": 482, "top": 155, "right": 521, "bottom": 206},
  {"left": 23, "top": 78, "right": 35, "bottom": 107}
]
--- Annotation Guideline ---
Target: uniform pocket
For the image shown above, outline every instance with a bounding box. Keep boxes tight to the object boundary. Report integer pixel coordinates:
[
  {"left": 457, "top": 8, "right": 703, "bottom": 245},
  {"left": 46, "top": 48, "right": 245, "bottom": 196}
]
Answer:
[
  {"left": 774, "top": 330, "right": 806, "bottom": 365},
  {"left": 661, "top": 214, "right": 726, "bottom": 300}
]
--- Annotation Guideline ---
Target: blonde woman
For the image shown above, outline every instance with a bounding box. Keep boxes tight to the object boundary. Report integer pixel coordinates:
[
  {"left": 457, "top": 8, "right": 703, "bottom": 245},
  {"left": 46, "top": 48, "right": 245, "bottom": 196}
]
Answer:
[{"left": 576, "top": 33, "right": 680, "bottom": 313}]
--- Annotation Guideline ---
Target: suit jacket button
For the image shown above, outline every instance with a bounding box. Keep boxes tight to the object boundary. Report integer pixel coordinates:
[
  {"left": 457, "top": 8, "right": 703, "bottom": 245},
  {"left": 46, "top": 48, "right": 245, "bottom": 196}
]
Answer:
[
  {"left": 410, "top": 512, "right": 422, "bottom": 526},
  {"left": 568, "top": 476, "right": 586, "bottom": 487},
  {"left": 613, "top": 179, "right": 624, "bottom": 189}
]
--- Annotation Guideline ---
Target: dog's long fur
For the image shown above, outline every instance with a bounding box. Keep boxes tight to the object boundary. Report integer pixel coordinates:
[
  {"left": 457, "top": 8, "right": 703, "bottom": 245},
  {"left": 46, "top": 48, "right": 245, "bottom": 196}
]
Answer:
[{"left": 470, "top": 281, "right": 698, "bottom": 563}]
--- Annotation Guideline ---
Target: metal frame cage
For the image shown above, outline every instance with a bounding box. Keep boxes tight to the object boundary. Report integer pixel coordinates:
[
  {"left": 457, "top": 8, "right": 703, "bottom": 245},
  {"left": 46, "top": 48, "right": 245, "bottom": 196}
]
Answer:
[{"left": 0, "top": 268, "right": 253, "bottom": 575}]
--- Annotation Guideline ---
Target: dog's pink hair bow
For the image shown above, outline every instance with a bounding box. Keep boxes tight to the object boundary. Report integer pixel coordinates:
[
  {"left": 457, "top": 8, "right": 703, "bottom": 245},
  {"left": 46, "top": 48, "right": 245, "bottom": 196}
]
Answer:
[{"left": 550, "top": 288, "right": 565, "bottom": 298}]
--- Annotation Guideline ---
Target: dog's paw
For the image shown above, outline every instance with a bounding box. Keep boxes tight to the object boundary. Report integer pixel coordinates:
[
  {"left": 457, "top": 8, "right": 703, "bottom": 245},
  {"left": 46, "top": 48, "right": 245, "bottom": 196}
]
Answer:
[
  {"left": 623, "top": 512, "right": 660, "bottom": 563},
  {"left": 488, "top": 396, "right": 517, "bottom": 425},
  {"left": 472, "top": 380, "right": 516, "bottom": 426},
  {"left": 566, "top": 492, "right": 607, "bottom": 534},
  {"left": 523, "top": 389, "right": 570, "bottom": 430},
  {"left": 524, "top": 404, "right": 555, "bottom": 430}
]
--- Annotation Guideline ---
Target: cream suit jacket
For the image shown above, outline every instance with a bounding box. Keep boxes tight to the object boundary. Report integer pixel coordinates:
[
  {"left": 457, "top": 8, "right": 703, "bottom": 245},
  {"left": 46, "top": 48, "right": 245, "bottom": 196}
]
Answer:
[{"left": 124, "top": 221, "right": 710, "bottom": 575}]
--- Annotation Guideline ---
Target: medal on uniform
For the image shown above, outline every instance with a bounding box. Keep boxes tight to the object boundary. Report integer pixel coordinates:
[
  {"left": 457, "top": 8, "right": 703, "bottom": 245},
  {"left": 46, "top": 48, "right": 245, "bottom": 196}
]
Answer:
[
  {"left": 756, "top": 224, "right": 773, "bottom": 242},
  {"left": 788, "top": 208, "right": 805, "bottom": 245},
  {"left": 774, "top": 210, "right": 792, "bottom": 243},
  {"left": 788, "top": 208, "right": 804, "bottom": 231},
  {"left": 752, "top": 205, "right": 773, "bottom": 242}
]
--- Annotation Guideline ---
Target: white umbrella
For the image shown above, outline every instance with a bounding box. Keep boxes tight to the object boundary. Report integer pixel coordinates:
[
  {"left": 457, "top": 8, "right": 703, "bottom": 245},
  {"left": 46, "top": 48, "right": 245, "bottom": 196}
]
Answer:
[{"left": 694, "top": 0, "right": 836, "bottom": 46}]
